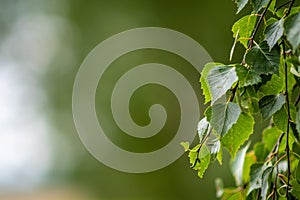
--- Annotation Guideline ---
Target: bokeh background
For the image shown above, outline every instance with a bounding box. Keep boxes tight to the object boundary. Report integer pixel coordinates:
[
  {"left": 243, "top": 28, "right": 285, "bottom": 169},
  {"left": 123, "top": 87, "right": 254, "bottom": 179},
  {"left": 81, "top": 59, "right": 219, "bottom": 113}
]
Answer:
[{"left": 0, "top": 0, "right": 255, "bottom": 199}]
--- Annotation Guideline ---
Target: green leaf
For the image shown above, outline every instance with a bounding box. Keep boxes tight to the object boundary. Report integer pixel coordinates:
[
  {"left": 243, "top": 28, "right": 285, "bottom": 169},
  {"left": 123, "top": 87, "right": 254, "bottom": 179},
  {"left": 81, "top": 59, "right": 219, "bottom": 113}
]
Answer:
[
  {"left": 251, "top": 0, "right": 269, "bottom": 13},
  {"left": 233, "top": 0, "right": 249, "bottom": 13},
  {"left": 197, "top": 145, "right": 211, "bottom": 178},
  {"left": 291, "top": 179, "right": 300, "bottom": 199},
  {"left": 273, "top": 104, "right": 296, "bottom": 132},
  {"left": 264, "top": 19, "right": 284, "bottom": 50},
  {"left": 180, "top": 141, "right": 189, "bottom": 152},
  {"left": 197, "top": 117, "right": 211, "bottom": 142},
  {"left": 235, "top": 64, "right": 262, "bottom": 87},
  {"left": 291, "top": 65, "right": 300, "bottom": 77},
  {"left": 284, "top": 12, "right": 300, "bottom": 52},
  {"left": 206, "top": 103, "right": 241, "bottom": 136},
  {"left": 273, "top": 106, "right": 288, "bottom": 132},
  {"left": 245, "top": 41, "right": 280, "bottom": 75},
  {"left": 189, "top": 144, "right": 211, "bottom": 178},
  {"left": 296, "top": 161, "right": 300, "bottom": 183},
  {"left": 262, "top": 127, "right": 282, "bottom": 152},
  {"left": 230, "top": 143, "right": 250, "bottom": 186},
  {"left": 261, "top": 166, "right": 273, "bottom": 200},
  {"left": 232, "top": 15, "right": 257, "bottom": 48},
  {"left": 297, "top": 106, "right": 300, "bottom": 134},
  {"left": 227, "top": 191, "right": 244, "bottom": 200},
  {"left": 200, "top": 62, "right": 222, "bottom": 104},
  {"left": 221, "top": 112, "right": 254, "bottom": 158},
  {"left": 243, "top": 152, "right": 256, "bottom": 183},
  {"left": 258, "top": 73, "right": 284, "bottom": 95},
  {"left": 254, "top": 142, "right": 268, "bottom": 161},
  {"left": 207, "top": 65, "right": 238, "bottom": 104},
  {"left": 248, "top": 163, "right": 266, "bottom": 194},
  {"left": 258, "top": 94, "right": 285, "bottom": 120},
  {"left": 188, "top": 144, "right": 201, "bottom": 165},
  {"left": 217, "top": 143, "right": 223, "bottom": 165},
  {"left": 210, "top": 140, "right": 221, "bottom": 163}
]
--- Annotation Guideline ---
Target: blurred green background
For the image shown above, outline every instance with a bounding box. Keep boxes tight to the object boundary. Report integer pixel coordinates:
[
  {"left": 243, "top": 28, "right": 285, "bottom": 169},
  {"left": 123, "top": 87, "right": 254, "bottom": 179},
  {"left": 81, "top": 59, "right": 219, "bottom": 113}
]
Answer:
[{"left": 0, "top": 0, "right": 254, "bottom": 199}]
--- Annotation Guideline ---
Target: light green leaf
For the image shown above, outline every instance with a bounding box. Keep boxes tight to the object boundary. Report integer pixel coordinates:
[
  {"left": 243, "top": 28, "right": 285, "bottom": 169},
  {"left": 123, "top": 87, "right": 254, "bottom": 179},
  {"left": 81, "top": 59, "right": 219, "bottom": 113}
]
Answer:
[
  {"left": 251, "top": 0, "right": 269, "bottom": 13},
  {"left": 221, "top": 112, "right": 254, "bottom": 158},
  {"left": 258, "top": 94, "right": 285, "bottom": 120},
  {"left": 291, "top": 179, "right": 300, "bottom": 199},
  {"left": 197, "top": 145, "right": 211, "bottom": 178},
  {"left": 206, "top": 103, "right": 241, "bottom": 136},
  {"left": 217, "top": 143, "right": 223, "bottom": 165},
  {"left": 180, "top": 141, "right": 189, "bottom": 152},
  {"left": 233, "top": 0, "right": 249, "bottom": 13},
  {"left": 197, "top": 117, "right": 211, "bottom": 142},
  {"left": 291, "top": 65, "right": 300, "bottom": 77},
  {"left": 261, "top": 166, "right": 273, "bottom": 200},
  {"left": 245, "top": 41, "right": 280, "bottom": 75},
  {"left": 207, "top": 66, "right": 238, "bottom": 104},
  {"left": 254, "top": 142, "right": 267, "bottom": 161},
  {"left": 284, "top": 12, "right": 300, "bottom": 52},
  {"left": 210, "top": 140, "right": 221, "bottom": 163},
  {"left": 262, "top": 127, "right": 282, "bottom": 152},
  {"left": 230, "top": 143, "right": 250, "bottom": 186},
  {"left": 227, "top": 191, "right": 244, "bottom": 200},
  {"left": 200, "top": 62, "right": 222, "bottom": 104},
  {"left": 232, "top": 15, "right": 257, "bottom": 48},
  {"left": 235, "top": 64, "right": 261, "bottom": 87},
  {"left": 243, "top": 152, "right": 256, "bottom": 183},
  {"left": 264, "top": 19, "right": 284, "bottom": 50}
]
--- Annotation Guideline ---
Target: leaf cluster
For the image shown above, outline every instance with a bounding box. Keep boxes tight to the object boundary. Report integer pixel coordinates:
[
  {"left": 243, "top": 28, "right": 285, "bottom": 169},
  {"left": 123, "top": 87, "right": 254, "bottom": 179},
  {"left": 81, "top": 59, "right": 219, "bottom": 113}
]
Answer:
[{"left": 182, "top": 0, "right": 300, "bottom": 199}]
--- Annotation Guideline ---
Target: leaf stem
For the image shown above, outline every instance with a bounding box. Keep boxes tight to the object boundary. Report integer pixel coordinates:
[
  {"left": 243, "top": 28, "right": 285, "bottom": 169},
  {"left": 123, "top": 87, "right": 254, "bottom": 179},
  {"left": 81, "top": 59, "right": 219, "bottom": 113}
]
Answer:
[
  {"left": 248, "top": 0, "right": 274, "bottom": 49},
  {"left": 282, "top": 41, "right": 292, "bottom": 198},
  {"left": 284, "top": 0, "right": 296, "bottom": 17}
]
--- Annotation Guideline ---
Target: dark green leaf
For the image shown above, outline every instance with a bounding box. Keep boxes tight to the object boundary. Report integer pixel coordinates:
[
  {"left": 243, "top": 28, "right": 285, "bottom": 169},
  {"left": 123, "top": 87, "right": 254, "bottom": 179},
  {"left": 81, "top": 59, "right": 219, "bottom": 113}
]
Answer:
[
  {"left": 197, "top": 117, "right": 211, "bottom": 142},
  {"left": 261, "top": 166, "right": 273, "bottom": 200},
  {"left": 297, "top": 105, "right": 300, "bottom": 134},
  {"left": 206, "top": 103, "right": 241, "bottom": 136},
  {"left": 235, "top": 64, "right": 262, "bottom": 87},
  {"left": 230, "top": 143, "right": 250, "bottom": 186},
  {"left": 251, "top": 0, "right": 269, "bottom": 13},
  {"left": 245, "top": 41, "right": 280, "bottom": 75},
  {"left": 284, "top": 12, "right": 300, "bottom": 52},
  {"left": 259, "top": 94, "right": 285, "bottom": 120},
  {"left": 221, "top": 113, "right": 254, "bottom": 158},
  {"left": 200, "top": 62, "right": 222, "bottom": 104},
  {"left": 232, "top": 15, "right": 257, "bottom": 48},
  {"left": 207, "top": 66, "right": 238, "bottom": 104},
  {"left": 264, "top": 19, "right": 284, "bottom": 50},
  {"left": 296, "top": 161, "right": 300, "bottom": 183},
  {"left": 233, "top": 0, "right": 249, "bottom": 13}
]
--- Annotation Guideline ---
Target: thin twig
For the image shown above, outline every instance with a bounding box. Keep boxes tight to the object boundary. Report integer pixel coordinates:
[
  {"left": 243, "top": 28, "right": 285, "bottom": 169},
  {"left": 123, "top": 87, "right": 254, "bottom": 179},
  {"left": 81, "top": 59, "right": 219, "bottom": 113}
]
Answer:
[
  {"left": 283, "top": 41, "right": 292, "bottom": 198},
  {"left": 284, "top": 0, "right": 296, "bottom": 17},
  {"left": 248, "top": 0, "right": 274, "bottom": 49}
]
